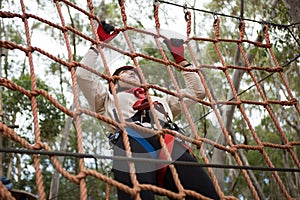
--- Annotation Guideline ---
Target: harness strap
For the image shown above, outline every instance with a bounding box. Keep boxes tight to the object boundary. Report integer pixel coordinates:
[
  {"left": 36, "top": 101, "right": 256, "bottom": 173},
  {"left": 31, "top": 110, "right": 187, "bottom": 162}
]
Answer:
[
  {"left": 112, "top": 127, "right": 188, "bottom": 188},
  {"left": 126, "top": 127, "right": 157, "bottom": 159},
  {"left": 157, "top": 134, "right": 175, "bottom": 187},
  {"left": 121, "top": 88, "right": 186, "bottom": 187}
]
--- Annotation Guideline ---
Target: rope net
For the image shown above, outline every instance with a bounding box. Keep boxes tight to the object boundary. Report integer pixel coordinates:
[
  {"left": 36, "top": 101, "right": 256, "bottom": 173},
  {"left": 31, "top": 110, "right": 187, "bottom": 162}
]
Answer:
[{"left": 0, "top": 0, "right": 299, "bottom": 199}]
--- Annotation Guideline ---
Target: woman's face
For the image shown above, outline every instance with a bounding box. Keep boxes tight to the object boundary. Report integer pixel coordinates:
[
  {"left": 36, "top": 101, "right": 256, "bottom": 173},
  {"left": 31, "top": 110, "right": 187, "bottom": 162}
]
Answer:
[{"left": 117, "top": 69, "right": 141, "bottom": 89}]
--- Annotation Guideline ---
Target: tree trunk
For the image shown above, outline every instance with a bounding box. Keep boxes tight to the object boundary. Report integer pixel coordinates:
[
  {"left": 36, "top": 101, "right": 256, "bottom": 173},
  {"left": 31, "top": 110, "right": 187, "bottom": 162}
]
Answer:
[
  {"left": 0, "top": 71, "right": 3, "bottom": 178},
  {"left": 48, "top": 104, "right": 74, "bottom": 200},
  {"left": 0, "top": 9, "right": 3, "bottom": 176},
  {"left": 213, "top": 34, "right": 267, "bottom": 198},
  {"left": 283, "top": 151, "right": 300, "bottom": 197},
  {"left": 282, "top": 0, "right": 300, "bottom": 28},
  {"left": 211, "top": 0, "right": 279, "bottom": 196}
]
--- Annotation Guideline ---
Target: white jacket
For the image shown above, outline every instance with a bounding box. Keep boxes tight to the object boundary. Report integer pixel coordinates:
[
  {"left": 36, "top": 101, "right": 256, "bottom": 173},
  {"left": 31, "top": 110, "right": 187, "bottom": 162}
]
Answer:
[{"left": 76, "top": 48, "right": 206, "bottom": 133}]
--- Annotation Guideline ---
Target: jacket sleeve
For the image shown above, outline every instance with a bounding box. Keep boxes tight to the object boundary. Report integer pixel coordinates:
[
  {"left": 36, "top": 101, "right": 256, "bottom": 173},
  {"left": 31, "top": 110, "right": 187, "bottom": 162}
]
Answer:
[
  {"left": 167, "top": 65, "right": 206, "bottom": 118},
  {"left": 75, "top": 48, "right": 108, "bottom": 114}
]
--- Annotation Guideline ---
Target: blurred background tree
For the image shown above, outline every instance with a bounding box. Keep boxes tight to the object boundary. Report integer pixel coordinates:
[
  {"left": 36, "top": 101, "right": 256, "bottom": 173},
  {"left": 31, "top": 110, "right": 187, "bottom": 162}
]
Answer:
[{"left": 0, "top": 0, "right": 299, "bottom": 199}]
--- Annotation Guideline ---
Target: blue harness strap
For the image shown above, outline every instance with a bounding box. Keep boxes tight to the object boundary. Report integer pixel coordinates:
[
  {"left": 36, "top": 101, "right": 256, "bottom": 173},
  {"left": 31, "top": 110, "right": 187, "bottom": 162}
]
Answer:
[{"left": 126, "top": 127, "right": 157, "bottom": 159}]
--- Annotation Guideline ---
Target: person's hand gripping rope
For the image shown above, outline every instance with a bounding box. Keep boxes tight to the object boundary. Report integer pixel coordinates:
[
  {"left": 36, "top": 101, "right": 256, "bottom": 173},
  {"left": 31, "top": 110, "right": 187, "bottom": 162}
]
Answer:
[
  {"left": 164, "top": 38, "right": 186, "bottom": 64},
  {"left": 97, "top": 21, "right": 119, "bottom": 43}
]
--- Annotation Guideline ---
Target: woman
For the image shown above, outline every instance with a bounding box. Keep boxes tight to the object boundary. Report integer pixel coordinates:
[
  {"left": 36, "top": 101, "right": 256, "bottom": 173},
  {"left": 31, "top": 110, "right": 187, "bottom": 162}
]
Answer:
[{"left": 76, "top": 21, "right": 220, "bottom": 200}]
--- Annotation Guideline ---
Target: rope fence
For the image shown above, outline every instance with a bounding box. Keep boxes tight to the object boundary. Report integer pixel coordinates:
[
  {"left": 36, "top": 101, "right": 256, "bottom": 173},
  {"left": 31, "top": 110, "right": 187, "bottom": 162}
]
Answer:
[{"left": 0, "top": 0, "right": 299, "bottom": 199}]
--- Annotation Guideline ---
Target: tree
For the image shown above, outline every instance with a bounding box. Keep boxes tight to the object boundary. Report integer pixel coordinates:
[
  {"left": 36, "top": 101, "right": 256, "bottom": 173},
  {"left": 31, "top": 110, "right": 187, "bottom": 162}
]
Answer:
[
  {"left": 0, "top": 0, "right": 299, "bottom": 199},
  {"left": 202, "top": 0, "right": 299, "bottom": 198}
]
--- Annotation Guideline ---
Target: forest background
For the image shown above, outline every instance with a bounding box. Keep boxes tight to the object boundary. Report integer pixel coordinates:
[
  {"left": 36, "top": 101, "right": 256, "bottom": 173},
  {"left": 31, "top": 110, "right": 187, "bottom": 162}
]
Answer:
[{"left": 0, "top": 0, "right": 299, "bottom": 199}]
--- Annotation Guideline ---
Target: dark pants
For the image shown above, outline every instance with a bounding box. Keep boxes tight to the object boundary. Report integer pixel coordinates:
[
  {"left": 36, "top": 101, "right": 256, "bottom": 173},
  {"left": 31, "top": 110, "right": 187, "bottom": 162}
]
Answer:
[{"left": 112, "top": 128, "right": 220, "bottom": 200}]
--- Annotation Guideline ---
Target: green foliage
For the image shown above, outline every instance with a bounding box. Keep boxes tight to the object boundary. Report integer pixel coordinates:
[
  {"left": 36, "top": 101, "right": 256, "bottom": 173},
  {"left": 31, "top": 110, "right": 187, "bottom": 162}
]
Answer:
[
  {"left": 203, "top": 0, "right": 300, "bottom": 198},
  {"left": 139, "top": 42, "right": 172, "bottom": 90},
  {"left": 2, "top": 74, "right": 65, "bottom": 142},
  {"left": 6, "top": 24, "right": 24, "bottom": 45},
  {"left": 1, "top": 0, "right": 299, "bottom": 199}
]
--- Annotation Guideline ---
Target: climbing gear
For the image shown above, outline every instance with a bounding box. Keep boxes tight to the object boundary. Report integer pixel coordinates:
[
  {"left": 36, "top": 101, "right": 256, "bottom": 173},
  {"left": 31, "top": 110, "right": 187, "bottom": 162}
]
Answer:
[
  {"left": 109, "top": 66, "right": 141, "bottom": 93},
  {"left": 112, "top": 66, "right": 141, "bottom": 85},
  {"left": 97, "top": 21, "right": 119, "bottom": 43},
  {"left": 126, "top": 127, "right": 157, "bottom": 159},
  {"left": 108, "top": 131, "right": 120, "bottom": 145},
  {"left": 112, "top": 66, "right": 139, "bottom": 78},
  {"left": 157, "top": 133, "right": 175, "bottom": 187},
  {"left": 108, "top": 127, "right": 158, "bottom": 159},
  {"left": 109, "top": 87, "right": 191, "bottom": 187},
  {"left": 123, "top": 87, "right": 186, "bottom": 134},
  {"left": 164, "top": 38, "right": 186, "bottom": 64}
]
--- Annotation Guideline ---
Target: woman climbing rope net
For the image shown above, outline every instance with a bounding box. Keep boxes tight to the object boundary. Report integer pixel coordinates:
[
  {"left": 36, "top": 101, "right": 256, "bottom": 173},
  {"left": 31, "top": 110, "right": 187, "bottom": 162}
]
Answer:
[{"left": 76, "top": 20, "right": 220, "bottom": 200}]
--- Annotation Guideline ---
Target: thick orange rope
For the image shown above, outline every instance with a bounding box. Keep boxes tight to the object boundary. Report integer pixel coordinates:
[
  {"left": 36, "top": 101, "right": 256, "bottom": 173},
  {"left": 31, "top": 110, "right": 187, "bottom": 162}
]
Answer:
[{"left": 0, "top": 0, "right": 299, "bottom": 200}]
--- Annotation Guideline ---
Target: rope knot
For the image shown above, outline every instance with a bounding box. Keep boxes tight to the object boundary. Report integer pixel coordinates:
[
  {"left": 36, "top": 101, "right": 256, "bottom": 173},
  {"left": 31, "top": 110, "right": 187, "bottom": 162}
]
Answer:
[
  {"left": 32, "top": 142, "right": 44, "bottom": 150},
  {"left": 68, "top": 61, "right": 77, "bottom": 71},
  {"left": 290, "top": 98, "right": 298, "bottom": 105},
  {"left": 30, "top": 89, "right": 39, "bottom": 97}
]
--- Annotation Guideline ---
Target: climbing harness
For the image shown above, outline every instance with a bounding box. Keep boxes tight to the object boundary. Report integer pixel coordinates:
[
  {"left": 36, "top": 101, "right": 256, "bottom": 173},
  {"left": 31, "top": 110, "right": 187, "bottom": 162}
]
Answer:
[{"left": 108, "top": 87, "right": 192, "bottom": 187}]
